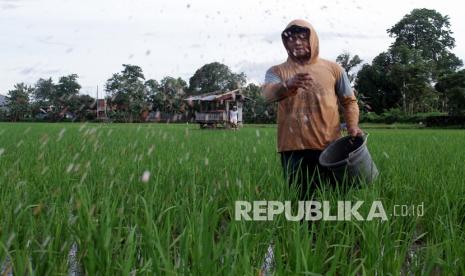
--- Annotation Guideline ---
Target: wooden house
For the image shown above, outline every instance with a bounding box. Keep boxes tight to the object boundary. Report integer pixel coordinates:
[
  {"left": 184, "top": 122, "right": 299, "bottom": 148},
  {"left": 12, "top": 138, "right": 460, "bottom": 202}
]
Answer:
[{"left": 184, "top": 89, "right": 251, "bottom": 128}]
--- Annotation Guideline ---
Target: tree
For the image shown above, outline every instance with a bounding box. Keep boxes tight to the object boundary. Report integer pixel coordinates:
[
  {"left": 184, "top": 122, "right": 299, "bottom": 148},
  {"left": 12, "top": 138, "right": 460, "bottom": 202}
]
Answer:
[
  {"left": 7, "top": 83, "right": 33, "bottom": 121},
  {"left": 388, "top": 45, "right": 437, "bottom": 113},
  {"left": 33, "top": 78, "right": 55, "bottom": 103},
  {"left": 67, "top": 94, "right": 96, "bottom": 121},
  {"left": 355, "top": 52, "right": 401, "bottom": 113},
  {"left": 56, "top": 74, "right": 81, "bottom": 100},
  {"left": 145, "top": 79, "right": 161, "bottom": 111},
  {"left": 243, "top": 83, "right": 276, "bottom": 123},
  {"left": 105, "top": 64, "right": 148, "bottom": 122},
  {"left": 357, "top": 46, "right": 438, "bottom": 114},
  {"left": 387, "top": 8, "right": 463, "bottom": 79},
  {"left": 435, "top": 70, "right": 465, "bottom": 115},
  {"left": 356, "top": 9, "right": 463, "bottom": 115},
  {"left": 336, "top": 51, "right": 362, "bottom": 83},
  {"left": 55, "top": 74, "right": 81, "bottom": 118},
  {"left": 32, "top": 75, "right": 82, "bottom": 120},
  {"left": 159, "top": 77, "right": 187, "bottom": 114},
  {"left": 188, "top": 62, "right": 246, "bottom": 95},
  {"left": 31, "top": 78, "right": 55, "bottom": 121}
]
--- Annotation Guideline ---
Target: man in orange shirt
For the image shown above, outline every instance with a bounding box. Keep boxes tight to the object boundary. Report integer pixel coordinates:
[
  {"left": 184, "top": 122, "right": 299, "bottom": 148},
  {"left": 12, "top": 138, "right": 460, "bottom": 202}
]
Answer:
[{"left": 262, "top": 19, "right": 363, "bottom": 200}]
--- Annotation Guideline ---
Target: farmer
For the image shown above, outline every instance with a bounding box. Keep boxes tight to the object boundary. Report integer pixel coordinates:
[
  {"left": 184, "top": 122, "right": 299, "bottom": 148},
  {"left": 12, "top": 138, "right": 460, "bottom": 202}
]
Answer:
[
  {"left": 229, "top": 105, "right": 239, "bottom": 130},
  {"left": 261, "top": 19, "right": 363, "bottom": 200}
]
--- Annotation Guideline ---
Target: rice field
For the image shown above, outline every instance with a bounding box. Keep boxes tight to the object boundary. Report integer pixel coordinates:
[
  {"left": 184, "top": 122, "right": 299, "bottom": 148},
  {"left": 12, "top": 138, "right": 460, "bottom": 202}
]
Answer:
[{"left": 0, "top": 122, "right": 464, "bottom": 275}]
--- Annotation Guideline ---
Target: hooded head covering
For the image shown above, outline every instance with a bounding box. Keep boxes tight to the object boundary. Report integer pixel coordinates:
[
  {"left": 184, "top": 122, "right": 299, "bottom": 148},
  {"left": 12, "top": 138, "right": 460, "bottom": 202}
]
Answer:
[{"left": 281, "top": 19, "right": 319, "bottom": 65}]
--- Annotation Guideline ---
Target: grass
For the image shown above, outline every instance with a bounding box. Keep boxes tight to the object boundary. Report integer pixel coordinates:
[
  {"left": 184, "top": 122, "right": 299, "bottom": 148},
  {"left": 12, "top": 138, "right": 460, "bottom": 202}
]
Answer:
[{"left": 0, "top": 122, "right": 464, "bottom": 275}]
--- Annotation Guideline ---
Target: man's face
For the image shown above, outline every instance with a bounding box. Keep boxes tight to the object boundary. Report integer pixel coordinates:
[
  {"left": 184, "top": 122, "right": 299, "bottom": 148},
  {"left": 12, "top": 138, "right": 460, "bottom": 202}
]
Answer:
[{"left": 283, "top": 27, "right": 311, "bottom": 59}]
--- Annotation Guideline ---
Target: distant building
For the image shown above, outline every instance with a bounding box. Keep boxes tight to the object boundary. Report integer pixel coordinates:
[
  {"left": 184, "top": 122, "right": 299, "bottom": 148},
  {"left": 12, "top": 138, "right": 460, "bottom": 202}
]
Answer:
[
  {"left": 184, "top": 89, "right": 252, "bottom": 129},
  {"left": 96, "top": 99, "right": 107, "bottom": 119}
]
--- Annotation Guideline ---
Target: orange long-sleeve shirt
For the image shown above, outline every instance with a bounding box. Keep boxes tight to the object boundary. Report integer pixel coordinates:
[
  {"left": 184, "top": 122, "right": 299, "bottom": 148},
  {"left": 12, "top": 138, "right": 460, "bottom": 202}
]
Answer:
[{"left": 261, "top": 19, "right": 360, "bottom": 152}]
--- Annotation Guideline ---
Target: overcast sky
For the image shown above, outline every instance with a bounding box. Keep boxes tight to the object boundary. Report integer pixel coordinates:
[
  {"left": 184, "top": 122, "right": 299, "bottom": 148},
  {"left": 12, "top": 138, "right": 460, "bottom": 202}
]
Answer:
[{"left": 1, "top": 0, "right": 464, "bottom": 98}]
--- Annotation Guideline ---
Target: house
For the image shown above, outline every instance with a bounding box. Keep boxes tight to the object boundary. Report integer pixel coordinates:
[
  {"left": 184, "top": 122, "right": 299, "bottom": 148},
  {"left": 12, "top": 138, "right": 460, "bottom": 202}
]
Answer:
[
  {"left": 184, "top": 89, "right": 252, "bottom": 128},
  {"left": 96, "top": 99, "right": 107, "bottom": 119}
]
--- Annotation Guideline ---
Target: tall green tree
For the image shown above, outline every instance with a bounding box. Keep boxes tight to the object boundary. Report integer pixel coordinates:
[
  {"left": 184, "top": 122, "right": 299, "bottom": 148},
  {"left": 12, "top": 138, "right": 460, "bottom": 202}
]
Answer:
[
  {"left": 31, "top": 78, "right": 54, "bottom": 120},
  {"left": 336, "top": 51, "right": 362, "bottom": 83},
  {"left": 159, "top": 77, "right": 187, "bottom": 114},
  {"left": 356, "top": 8, "right": 463, "bottom": 114},
  {"left": 355, "top": 52, "right": 401, "bottom": 113},
  {"left": 387, "top": 8, "right": 463, "bottom": 79},
  {"left": 188, "top": 62, "right": 246, "bottom": 95},
  {"left": 56, "top": 74, "right": 81, "bottom": 100},
  {"left": 243, "top": 83, "right": 276, "bottom": 123},
  {"left": 33, "top": 78, "right": 55, "bottom": 103},
  {"left": 394, "top": 45, "right": 438, "bottom": 113},
  {"left": 32, "top": 75, "right": 82, "bottom": 120},
  {"left": 435, "top": 70, "right": 465, "bottom": 115},
  {"left": 105, "top": 64, "right": 148, "bottom": 122},
  {"left": 7, "top": 83, "right": 33, "bottom": 121},
  {"left": 55, "top": 74, "right": 81, "bottom": 118},
  {"left": 67, "top": 94, "right": 96, "bottom": 121},
  {"left": 145, "top": 79, "right": 162, "bottom": 112}
]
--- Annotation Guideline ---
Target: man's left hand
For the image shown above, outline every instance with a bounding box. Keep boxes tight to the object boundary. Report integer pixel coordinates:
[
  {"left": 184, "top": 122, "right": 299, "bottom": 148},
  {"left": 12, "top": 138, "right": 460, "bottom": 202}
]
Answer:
[{"left": 348, "top": 126, "right": 364, "bottom": 137}]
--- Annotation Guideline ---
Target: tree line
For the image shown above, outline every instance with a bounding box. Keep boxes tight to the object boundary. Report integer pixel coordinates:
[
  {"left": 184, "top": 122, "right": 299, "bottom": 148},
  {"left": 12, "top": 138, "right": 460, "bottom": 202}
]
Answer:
[
  {"left": 2, "top": 8, "right": 464, "bottom": 124},
  {"left": 1, "top": 62, "right": 248, "bottom": 123}
]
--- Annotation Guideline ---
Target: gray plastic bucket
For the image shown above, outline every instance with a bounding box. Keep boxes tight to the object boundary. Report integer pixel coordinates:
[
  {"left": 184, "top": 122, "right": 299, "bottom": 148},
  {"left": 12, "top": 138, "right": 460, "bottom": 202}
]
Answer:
[{"left": 319, "top": 134, "right": 378, "bottom": 184}]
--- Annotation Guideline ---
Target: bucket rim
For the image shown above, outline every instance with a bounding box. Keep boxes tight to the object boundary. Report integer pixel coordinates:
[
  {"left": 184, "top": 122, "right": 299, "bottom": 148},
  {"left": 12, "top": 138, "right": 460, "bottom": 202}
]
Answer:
[{"left": 319, "top": 133, "right": 369, "bottom": 168}]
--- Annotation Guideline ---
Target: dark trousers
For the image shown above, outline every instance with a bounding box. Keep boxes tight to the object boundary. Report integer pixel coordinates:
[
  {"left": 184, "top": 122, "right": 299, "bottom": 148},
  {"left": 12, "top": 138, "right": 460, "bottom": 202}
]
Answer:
[{"left": 280, "top": 149, "right": 334, "bottom": 200}]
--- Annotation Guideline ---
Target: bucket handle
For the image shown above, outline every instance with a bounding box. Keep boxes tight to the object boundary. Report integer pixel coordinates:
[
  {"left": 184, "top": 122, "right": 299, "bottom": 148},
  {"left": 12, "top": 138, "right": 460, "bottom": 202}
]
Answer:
[{"left": 347, "top": 132, "right": 369, "bottom": 163}]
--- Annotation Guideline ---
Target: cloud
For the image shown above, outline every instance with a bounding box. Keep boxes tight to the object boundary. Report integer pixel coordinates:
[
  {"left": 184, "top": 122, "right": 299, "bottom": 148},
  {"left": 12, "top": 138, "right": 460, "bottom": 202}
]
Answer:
[
  {"left": 142, "top": 32, "right": 157, "bottom": 37},
  {"left": 19, "top": 67, "right": 35, "bottom": 75},
  {"left": 36, "top": 36, "right": 72, "bottom": 47},
  {"left": 234, "top": 60, "right": 281, "bottom": 84},
  {"left": 0, "top": 0, "right": 25, "bottom": 8},
  {"left": 318, "top": 31, "right": 386, "bottom": 40},
  {"left": 17, "top": 64, "right": 62, "bottom": 77},
  {"left": 262, "top": 32, "right": 282, "bottom": 44},
  {"left": 2, "top": 4, "right": 19, "bottom": 9}
]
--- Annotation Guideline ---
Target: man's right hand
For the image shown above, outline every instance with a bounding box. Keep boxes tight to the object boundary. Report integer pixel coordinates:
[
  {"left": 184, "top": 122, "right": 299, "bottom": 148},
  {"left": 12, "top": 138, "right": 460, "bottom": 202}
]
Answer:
[{"left": 285, "top": 73, "right": 312, "bottom": 91}]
